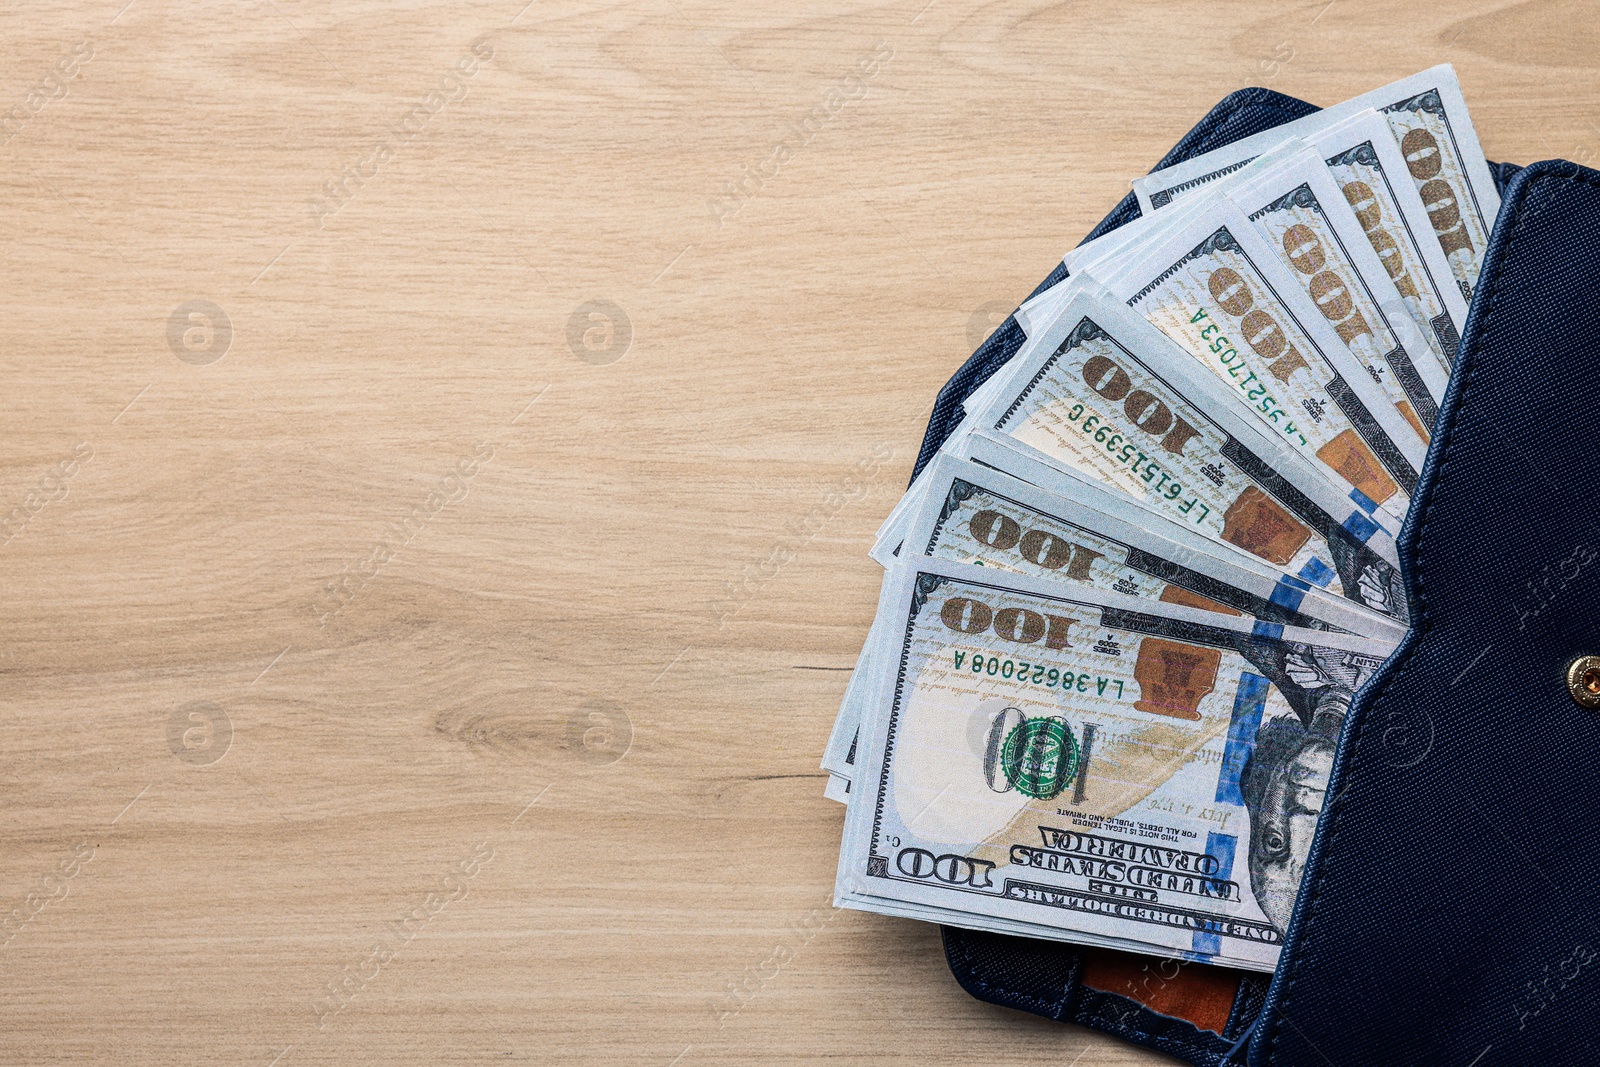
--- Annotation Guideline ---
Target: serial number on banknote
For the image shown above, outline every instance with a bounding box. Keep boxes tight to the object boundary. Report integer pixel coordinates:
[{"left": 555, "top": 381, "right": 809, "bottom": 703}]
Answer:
[
  {"left": 1190, "top": 309, "right": 1309, "bottom": 447},
  {"left": 954, "top": 650, "right": 1129, "bottom": 698},
  {"left": 1058, "top": 402, "right": 1215, "bottom": 521}
]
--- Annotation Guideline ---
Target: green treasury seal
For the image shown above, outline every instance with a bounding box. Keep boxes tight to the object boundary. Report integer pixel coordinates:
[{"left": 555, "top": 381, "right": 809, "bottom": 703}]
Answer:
[{"left": 1001, "top": 716, "right": 1077, "bottom": 800}]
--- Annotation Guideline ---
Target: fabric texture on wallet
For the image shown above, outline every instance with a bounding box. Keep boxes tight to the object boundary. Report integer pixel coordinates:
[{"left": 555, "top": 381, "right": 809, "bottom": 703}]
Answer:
[
  {"left": 1250, "top": 160, "right": 1600, "bottom": 1066},
  {"left": 943, "top": 930, "right": 1250, "bottom": 1064}
]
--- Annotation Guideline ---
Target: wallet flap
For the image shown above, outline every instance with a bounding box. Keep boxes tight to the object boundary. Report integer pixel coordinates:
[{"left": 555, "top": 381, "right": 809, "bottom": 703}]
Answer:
[{"left": 1254, "top": 159, "right": 1600, "bottom": 1066}]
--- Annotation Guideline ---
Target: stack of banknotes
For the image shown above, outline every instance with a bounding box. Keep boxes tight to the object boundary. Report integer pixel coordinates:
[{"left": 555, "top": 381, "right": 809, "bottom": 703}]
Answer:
[{"left": 825, "top": 65, "right": 1498, "bottom": 972}]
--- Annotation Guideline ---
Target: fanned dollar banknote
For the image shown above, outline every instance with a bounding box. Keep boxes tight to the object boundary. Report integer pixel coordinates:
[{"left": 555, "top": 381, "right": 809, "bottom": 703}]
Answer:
[
  {"left": 1310, "top": 109, "right": 1472, "bottom": 371},
  {"left": 1220, "top": 140, "right": 1448, "bottom": 434},
  {"left": 825, "top": 64, "right": 1497, "bottom": 967},
  {"left": 1130, "top": 64, "right": 1499, "bottom": 301},
  {"left": 835, "top": 557, "right": 1392, "bottom": 970}
]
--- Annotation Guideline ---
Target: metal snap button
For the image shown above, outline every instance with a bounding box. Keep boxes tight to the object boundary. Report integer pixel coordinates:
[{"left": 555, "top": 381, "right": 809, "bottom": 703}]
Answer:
[{"left": 1568, "top": 656, "right": 1600, "bottom": 709}]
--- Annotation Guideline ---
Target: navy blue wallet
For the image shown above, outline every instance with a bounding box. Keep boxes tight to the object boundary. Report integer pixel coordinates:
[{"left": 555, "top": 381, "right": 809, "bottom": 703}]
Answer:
[{"left": 922, "top": 89, "right": 1597, "bottom": 1066}]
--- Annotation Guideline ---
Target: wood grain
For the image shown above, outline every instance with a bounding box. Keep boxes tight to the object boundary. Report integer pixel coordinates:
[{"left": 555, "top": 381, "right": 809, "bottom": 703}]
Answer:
[{"left": 0, "top": 2, "right": 1577, "bottom": 1063}]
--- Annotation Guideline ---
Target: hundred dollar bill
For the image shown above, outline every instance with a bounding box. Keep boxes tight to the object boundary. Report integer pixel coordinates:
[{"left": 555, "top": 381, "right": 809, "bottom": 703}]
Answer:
[
  {"left": 1130, "top": 64, "right": 1500, "bottom": 301},
  {"left": 823, "top": 565, "right": 903, "bottom": 786},
  {"left": 821, "top": 446, "right": 1403, "bottom": 799},
  {"left": 834, "top": 556, "right": 1392, "bottom": 970},
  {"left": 1378, "top": 79, "right": 1499, "bottom": 303},
  {"left": 921, "top": 448, "right": 1401, "bottom": 637},
  {"left": 1310, "top": 108, "right": 1472, "bottom": 370},
  {"left": 958, "top": 285, "right": 1408, "bottom": 619},
  {"left": 1093, "top": 198, "right": 1428, "bottom": 515},
  {"left": 1219, "top": 140, "right": 1448, "bottom": 436}
]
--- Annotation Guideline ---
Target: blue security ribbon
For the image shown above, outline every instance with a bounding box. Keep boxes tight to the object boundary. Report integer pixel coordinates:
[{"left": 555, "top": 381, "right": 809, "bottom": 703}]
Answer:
[
  {"left": 1215, "top": 673, "right": 1269, "bottom": 807},
  {"left": 1191, "top": 831, "right": 1239, "bottom": 957}
]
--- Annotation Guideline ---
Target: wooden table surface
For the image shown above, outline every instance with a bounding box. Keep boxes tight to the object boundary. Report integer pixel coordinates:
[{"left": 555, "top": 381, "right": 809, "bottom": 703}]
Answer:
[{"left": 0, "top": 2, "right": 1581, "bottom": 1062}]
